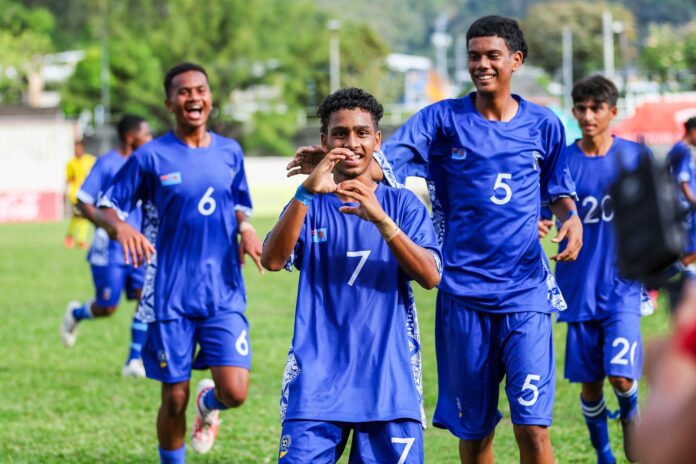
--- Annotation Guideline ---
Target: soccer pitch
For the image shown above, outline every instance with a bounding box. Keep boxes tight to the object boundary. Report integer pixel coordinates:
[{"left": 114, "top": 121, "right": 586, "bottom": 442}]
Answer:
[{"left": 0, "top": 219, "right": 669, "bottom": 463}]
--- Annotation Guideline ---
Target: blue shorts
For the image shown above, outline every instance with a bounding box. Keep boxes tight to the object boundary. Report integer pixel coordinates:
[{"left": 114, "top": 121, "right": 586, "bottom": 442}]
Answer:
[
  {"left": 142, "top": 311, "right": 251, "bottom": 383},
  {"left": 433, "top": 292, "right": 555, "bottom": 440},
  {"left": 564, "top": 312, "right": 643, "bottom": 382},
  {"left": 278, "top": 419, "right": 423, "bottom": 464},
  {"left": 91, "top": 264, "right": 145, "bottom": 306}
]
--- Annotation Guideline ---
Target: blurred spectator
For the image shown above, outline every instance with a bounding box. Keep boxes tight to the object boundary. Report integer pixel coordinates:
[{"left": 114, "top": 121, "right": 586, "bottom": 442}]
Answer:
[{"left": 64, "top": 141, "right": 95, "bottom": 249}]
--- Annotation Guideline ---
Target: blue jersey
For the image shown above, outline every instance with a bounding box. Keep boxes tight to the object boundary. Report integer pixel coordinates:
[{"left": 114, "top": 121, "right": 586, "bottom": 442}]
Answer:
[
  {"left": 667, "top": 141, "right": 696, "bottom": 209},
  {"left": 78, "top": 149, "right": 143, "bottom": 267},
  {"left": 555, "top": 138, "right": 644, "bottom": 322},
  {"left": 280, "top": 184, "right": 442, "bottom": 425},
  {"left": 375, "top": 93, "right": 575, "bottom": 313},
  {"left": 100, "top": 131, "right": 253, "bottom": 321}
]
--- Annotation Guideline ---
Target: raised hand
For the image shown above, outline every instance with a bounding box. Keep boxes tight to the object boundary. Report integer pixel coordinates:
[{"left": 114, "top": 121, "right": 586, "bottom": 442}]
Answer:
[
  {"left": 287, "top": 145, "right": 326, "bottom": 178},
  {"left": 302, "top": 149, "right": 352, "bottom": 194},
  {"left": 335, "top": 179, "right": 386, "bottom": 223}
]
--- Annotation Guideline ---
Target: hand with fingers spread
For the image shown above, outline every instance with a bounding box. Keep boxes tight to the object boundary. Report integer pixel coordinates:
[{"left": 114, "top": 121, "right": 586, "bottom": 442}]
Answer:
[
  {"left": 302, "top": 148, "right": 352, "bottom": 194},
  {"left": 336, "top": 179, "right": 386, "bottom": 223},
  {"left": 114, "top": 221, "right": 155, "bottom": 268},
  {"left": 551, "top": 214, "right": 582, "bottom": 261},
  {"left": 286, "top": 145, "right": 326, "bottom": 178}
]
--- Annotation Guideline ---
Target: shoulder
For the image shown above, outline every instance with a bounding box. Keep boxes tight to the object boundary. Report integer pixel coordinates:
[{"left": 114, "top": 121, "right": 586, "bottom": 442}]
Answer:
[
  {"left": 212, "top": 133, "right": 244, "bottom": 154},
  {"left": 522, "top": 98, "right": 563, "bottom": 128}
]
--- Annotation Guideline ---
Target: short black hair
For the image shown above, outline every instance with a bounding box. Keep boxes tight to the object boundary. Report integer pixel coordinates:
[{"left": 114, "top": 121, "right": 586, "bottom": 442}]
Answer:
[
  {"left": 116, "top": 114, "right": 146, "bottom": 143},
  {"left": 572, "top": 75, "right": 619, "bottom": 107},
  {"left": 467, "top": 15, "right": 528, "bottom": 62},
  {"left": 685, "top": 117, "right": 696, "bottom": 133},
  {"left": 317, "top": 88, "right": 383, "bottom": 134},
  {"left": 163, "top": 62, "right": 208, "bottom": 98}
]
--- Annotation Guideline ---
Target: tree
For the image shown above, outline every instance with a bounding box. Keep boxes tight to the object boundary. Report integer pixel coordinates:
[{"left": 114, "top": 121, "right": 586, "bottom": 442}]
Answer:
[{"left": 523, "top": 1, "right": 637, "bottom": 82}]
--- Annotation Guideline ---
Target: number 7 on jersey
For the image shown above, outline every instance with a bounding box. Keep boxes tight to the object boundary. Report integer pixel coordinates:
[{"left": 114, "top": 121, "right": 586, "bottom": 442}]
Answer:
[{"left": 346, "top": 250, "right": 371, "bottom": 286}]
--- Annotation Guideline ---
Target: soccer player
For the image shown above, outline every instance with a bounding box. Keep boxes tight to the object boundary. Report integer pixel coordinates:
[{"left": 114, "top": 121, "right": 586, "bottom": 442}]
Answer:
[
  {"left": 95, "top": 62, "right": 263, "bottom": 464},
  {"left": 263, "top": 87, "right": 441, "bottom": 463},
  {"left": 547, "top": 75, "right": 646, "bottom": 464},
  {"left": 64, "top": 140, "right": 96, "bottom": 249},
  {"left": 60, "top": 114, "right": 153, "bottom": 378},
  {"left": 667, "top": 117, "right": 696, "bottom": 266},
  {"left": 288, "top": 15, "right": 582, "bottom": 464}
]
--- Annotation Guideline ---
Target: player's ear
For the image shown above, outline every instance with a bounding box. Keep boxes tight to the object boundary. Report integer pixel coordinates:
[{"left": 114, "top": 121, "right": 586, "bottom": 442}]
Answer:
[
  {"left": 374, "top": 129, "right": 382, "bottom": 151},
  {"left": 320, "top": 132, "right": 329, "bottom": 151},
  {"left": 610, "top": 105, "right": 618, "bottom": 118},
  {"left": 511, "top": 50, "right": 523, "bottom": 72}
]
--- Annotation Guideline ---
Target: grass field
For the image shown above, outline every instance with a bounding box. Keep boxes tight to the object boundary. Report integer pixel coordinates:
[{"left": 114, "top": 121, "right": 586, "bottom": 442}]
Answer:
[{"left": 0, "top": 218, "right": 670, "bottom": 463}]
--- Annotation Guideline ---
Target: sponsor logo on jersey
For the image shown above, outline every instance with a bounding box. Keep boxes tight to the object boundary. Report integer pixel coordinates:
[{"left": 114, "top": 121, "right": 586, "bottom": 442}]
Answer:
[
  {"left": 160, "top": 172, "right": 182, "bottom": 186},
  {"left": 311, "top": 228, "right": 327, "bottom": 243},
  {"left": 279, "top": 434, "right": 292, "bottom": 459},
  {"left": 451, "top": 146, "right": 467, "bottom": 160}
]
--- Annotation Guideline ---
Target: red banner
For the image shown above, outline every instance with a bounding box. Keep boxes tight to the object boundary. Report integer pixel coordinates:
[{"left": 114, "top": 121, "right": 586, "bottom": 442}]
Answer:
[{"left": 0, "top": 191, "right": 62, "bottom": 223}]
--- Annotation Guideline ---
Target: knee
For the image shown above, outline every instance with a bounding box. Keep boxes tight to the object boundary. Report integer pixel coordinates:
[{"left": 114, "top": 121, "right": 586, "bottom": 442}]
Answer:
[
  {"left": 459, "top": 432, "right": 494, "bottom": 458},
  {"left": 514, "top": 425, "right": 550, "bottom": 452},
  {"left": 215, "top": 382, "right": 248, "bottom": 408},
  {"left": 162, "top": 384, "right": 190, "bottom": 416},
  {"left": 92, "top": 305, "right": 117, "bottom": 317},
  {"left": 608, "top": 376, "right": 635, "bottom": 392}
]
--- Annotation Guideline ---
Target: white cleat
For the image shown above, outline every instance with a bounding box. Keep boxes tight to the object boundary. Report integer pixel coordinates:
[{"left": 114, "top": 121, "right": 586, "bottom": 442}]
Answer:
[
  {"left": 60, "top": 301, "right": 81, "bottom": 347},
  {"left": 121, "top": 358, "right": 146, "bottom": 378},
  {"left": 191, "top": 379, "right": 220, "bottom": 454}
]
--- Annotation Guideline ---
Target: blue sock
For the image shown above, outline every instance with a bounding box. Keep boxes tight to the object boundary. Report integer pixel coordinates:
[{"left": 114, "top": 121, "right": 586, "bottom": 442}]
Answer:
[
  {"left": 72, "top": 300, "right": 94, "bottom": 321},
  {"left": 158, "top": 445, "right": 185, "bottom": 464},
  {"left": 128, "top": 316, "right": 148, "bottom": 362},
  {"left": 581, "top": 395, "right": 616, "bottom": 464},
  {"left": 202, "top": 387, "right": 229, "bottom": 412},
  {"left": 614, "top": 381, "right": 639, "bottom": 421}
]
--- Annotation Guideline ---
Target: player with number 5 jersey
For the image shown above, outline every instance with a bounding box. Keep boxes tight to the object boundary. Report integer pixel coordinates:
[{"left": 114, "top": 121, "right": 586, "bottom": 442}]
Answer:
[
  {"left": 263, "top": 88, "right": 442, "bottom": 464},
  {"left": 96, "top": 63, "right": 264, "bottom": 464}
]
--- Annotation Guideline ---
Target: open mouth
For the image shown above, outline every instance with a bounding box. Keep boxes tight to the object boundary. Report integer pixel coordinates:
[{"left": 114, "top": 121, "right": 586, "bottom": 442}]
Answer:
[
  {"left": 476, "top": 74, "right": 496, "bottom": 82},
  {"left": 185, "top": 104, "right": 204, "bottom": 119}
]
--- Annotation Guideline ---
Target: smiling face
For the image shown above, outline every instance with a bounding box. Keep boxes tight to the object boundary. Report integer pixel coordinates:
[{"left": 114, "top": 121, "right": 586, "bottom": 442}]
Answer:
[
  {"left": 572, "top": 98, "right": 617, "bottom": 138},
  {"left": 165, "top": 70, "right": 211, "bottom": 131},
  {"left": 467, "top": 36, "right": 522, "bottom": 96},
  {"left": 321, "top": 108, "right": 381, "bottom": 179}
]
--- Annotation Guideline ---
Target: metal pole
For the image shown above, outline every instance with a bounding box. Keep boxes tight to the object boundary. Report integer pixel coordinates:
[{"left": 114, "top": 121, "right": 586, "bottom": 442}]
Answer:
[
  {"left": 562, "top": 26, "right": 573, "bottom": 110},
  {"left": 328, "top": 20, "right": 341, "bottom": 93},
  {"left": 602, "top": 10, "right": 615, "bottom": 79}
]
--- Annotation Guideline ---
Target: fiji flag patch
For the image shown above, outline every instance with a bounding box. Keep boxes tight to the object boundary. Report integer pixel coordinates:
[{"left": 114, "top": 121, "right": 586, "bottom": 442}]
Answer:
[
  {"left": 160, "top": 172, "right": 182, "bottom": 186},
  {"left": 451, "top": 147, "right": 467, "bottom": 160},
  {"left": 311, "top": 228, "right": 328, "bottom": 243}
]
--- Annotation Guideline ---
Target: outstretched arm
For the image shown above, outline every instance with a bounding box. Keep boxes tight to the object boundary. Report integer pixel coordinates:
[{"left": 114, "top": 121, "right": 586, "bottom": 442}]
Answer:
[{"left": 337, "top": 179, "right": 440, "bottom": 289}]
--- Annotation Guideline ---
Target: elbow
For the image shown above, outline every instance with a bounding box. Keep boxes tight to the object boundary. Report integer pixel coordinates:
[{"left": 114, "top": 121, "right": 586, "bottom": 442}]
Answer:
[
  {"left": 417, "top": 270, "right": 441, "bottom": 290},
  {"left": 260, "top": 252, "right": 285, "bottom": 272}
]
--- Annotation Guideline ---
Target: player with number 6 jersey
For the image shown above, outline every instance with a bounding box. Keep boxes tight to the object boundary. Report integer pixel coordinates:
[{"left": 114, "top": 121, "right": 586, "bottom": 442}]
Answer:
[
  {"left": 96, "top": 63, "right": 264, "bottom": 464},
  {"left": 552, "top": 75, "right": 647, "bottom": 464},
  {"left": 263, "top": 88, "right": 442, "bottom": 464}
]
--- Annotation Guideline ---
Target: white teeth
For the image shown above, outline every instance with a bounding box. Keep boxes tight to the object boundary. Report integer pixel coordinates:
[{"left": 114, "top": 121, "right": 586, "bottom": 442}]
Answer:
[{"left": 477, "top": 75, "right": 494, "bottom": 80}]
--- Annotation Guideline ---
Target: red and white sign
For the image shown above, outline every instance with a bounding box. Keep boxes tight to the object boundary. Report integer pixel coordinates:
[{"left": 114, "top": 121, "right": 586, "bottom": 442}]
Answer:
[{"left": 0, "top": 191, "right": 62, "bottom": 223}]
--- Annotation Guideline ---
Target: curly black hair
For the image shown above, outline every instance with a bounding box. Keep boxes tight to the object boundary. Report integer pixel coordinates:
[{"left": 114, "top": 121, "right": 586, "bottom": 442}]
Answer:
[
  {"left": 163, "top": 62, "right": 208, "bottom": 98},
  {"left": 572, "top": 75, "right": 619, "bottom": 107},
  {"left": 467, "top": 15, "right": 528, "bottom": 62},
  {"left": 317, "top": 88, "right": 383, "bottom": 134},
  {"left": 116, "top": 114, "right": 146, "bottom": 143}
]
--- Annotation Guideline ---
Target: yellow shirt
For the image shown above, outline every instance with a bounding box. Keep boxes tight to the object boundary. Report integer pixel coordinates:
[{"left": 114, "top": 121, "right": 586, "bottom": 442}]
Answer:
[{"left": 66, "top": 154, "right": 96, "bottom": 204}]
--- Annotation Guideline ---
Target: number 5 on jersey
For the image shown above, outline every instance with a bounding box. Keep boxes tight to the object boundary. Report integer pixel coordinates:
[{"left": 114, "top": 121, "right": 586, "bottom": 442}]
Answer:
[{"left": 490, "top": 173, "right": 512, "bottom": 205}]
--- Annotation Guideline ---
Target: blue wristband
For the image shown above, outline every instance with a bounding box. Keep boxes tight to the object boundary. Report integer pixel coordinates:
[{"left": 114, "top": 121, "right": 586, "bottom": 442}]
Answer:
[
  {"left": 565, "top": 210, "right": 578, "bottom": 222},
  {"left": 294, "top": 184, "right": 315, "bottom": 206}
]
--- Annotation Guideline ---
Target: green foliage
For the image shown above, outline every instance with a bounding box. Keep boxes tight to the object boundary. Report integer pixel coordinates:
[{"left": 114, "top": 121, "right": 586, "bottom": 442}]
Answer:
[
  {"left": 0, "top": 0, "right": 55, "bottom": 104},
  {"left": 639, "top": 22, "right": 696, "bottom": 89},
  {"left": 523, "top": 1, "right": 636, "bottom": 81}
]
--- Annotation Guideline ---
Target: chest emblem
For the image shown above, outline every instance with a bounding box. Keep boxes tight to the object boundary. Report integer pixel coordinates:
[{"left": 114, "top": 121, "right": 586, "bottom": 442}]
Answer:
[
  {"left": 451, "top": 147, "right": 467, "bottom": 161},
  {"left": 311, "top": 228, "right": 328, "bottom": 243},
  {"left": 160, "top": 172, "right": 183, "bottom": 186}
]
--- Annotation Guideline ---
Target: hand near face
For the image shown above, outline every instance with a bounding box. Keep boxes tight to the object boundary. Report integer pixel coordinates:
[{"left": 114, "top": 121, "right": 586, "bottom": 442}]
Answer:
[
  {"left": 287, "top": 145, "right": 326, "bottom": 178},
  {"left": 336, "top": 179, "right": 386, "bottom": 223},
  {"left": 301, "top": 149, "right": 353, "bottom": 194}
]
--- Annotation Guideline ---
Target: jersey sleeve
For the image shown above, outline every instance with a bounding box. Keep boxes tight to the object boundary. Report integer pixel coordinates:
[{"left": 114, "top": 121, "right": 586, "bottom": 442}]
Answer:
[
  {"left": 232, "top": 148, "right": 254, "bottom": 218},
  {"left": 398, "top": 189, "right": 443, "bottom": 278},
  {"left": 676, "top": 146, "right": 692, "bottom": 184},
  {"left": 377, "top": 104, "right": 443, "bottom": 186},
  {"left": 76, "top": 158, "right": 104, "bottom": 205},
  {"left": 264, "top": 200, "right": 306, "bottom": 272},
  {"left": 98, "top": 152, "right": 151, "bottom": 219},
  {"left": 539, "top": 117, "right": 576, "bottom": 205}
]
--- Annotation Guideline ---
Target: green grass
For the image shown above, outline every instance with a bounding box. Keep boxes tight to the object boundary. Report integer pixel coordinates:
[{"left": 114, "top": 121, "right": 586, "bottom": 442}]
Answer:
[{"left": 0, "top": 219, "right": 670, "bottom": 463}]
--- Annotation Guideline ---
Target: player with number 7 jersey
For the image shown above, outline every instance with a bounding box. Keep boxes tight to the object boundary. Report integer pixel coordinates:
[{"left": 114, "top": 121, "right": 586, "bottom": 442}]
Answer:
[{"left": 263, "top": 88, "right": 442, "bottom": 464}]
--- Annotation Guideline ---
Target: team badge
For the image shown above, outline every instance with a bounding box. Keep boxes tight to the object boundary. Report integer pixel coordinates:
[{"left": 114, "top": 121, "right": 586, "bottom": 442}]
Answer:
[
  {"left": 160, "top": 172, "right": 183, "bottom": 186},
  {"left": 311, "top": 228, "right": 328, "bottom": 243},
  {"left": 279, "top": 434, "right": 292, "bottom": 459},
  {"left": 451, "top": 146, "right": 467, "bottom": 160},
  {"left": 158, "top": 350, "right": 168, "bottom": 368}
]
